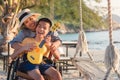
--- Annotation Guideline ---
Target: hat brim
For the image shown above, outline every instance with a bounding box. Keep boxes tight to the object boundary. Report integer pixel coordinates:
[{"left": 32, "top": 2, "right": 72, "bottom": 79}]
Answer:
[{"left": 19, "top": 13, "right": 40, "bottom": 28}]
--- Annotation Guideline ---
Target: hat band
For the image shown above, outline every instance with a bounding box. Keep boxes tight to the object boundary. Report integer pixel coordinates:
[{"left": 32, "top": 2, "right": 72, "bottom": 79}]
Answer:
[{"left": 19, "top": 12, "right": 29, "bottom": 21}]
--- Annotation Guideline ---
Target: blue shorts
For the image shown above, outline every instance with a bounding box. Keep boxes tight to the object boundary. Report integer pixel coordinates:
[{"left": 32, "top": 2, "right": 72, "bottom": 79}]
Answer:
[
  {"left": 18, "top": 61, "right": 39, "bottom": 73},
  {"left": 39, "top": 63, "right": 52, "bottom": 75},
  {"left": 18, "top": 61, "right": 53, "bottom": 74}
]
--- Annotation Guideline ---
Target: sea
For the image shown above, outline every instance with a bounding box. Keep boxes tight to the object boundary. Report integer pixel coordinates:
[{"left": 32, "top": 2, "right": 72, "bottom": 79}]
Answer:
[
  {"left": 0, "top": 29, "right": 120, "bottom": 50},
  {"left": 59, "top": 29, "right": 120, "bottom": 50}
]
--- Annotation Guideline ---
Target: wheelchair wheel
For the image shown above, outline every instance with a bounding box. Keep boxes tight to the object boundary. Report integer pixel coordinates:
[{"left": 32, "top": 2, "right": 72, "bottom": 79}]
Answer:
[
  {"left": 7, "top": 58, "right": 19, "bottom": 80},
  {"left": 59, "top": 66, "right": 62, "bottom": 76}
]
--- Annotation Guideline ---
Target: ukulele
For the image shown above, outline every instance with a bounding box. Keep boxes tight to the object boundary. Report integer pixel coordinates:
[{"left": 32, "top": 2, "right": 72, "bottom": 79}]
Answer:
[
  {"left": 22, "top": 38, "right": 47, "bottom": 64},
  {"left": 26, "top": 22, "right": 60, "bottom": 64}
]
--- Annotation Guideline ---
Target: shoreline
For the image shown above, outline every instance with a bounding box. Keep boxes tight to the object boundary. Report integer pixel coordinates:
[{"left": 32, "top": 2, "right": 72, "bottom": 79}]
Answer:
[{"left": 59, "top": 28, "right": 120, "bottom": 34}]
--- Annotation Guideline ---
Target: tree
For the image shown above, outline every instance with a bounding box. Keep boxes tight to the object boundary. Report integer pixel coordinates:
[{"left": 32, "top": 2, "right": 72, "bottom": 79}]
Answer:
[
  {"left": 0, "top": 0, "right": 47, "bottom": 55},
  {"left": 0, "top": 0, "right": 20, "bottom": 54}
]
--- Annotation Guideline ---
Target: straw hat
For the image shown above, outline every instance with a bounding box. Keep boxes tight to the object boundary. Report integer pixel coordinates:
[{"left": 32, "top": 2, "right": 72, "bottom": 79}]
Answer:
[{"left": 17, "top": 9, "right": 41, "bottom": 28}]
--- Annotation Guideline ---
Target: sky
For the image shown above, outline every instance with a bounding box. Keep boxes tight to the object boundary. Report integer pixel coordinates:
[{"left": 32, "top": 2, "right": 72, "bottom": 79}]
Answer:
[
  {"left": 97, "top": 0, "right": 120, "bottom": 16},
  {"left": 84, "top": 0, "right": 120, "bottom": 16}
]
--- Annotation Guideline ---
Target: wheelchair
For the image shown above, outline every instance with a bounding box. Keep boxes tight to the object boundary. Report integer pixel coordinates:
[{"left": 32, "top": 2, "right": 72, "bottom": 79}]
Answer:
[
  {"left": 7, "top": 56, "right": 62, "bottom": 80},
  {"left": 7, "top": 58, "right": 20, "bottom": 80}
]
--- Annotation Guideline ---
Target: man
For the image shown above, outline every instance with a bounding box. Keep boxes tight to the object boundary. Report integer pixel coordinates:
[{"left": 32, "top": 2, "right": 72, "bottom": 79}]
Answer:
[
  {"left": 11, "top": 18, "right": 62, "bottom": 80},
  {"left": 10, "top": 9, "right": 62, "bottom": 80},
  {"left": 10, "top": 9, "right": 62, "bottom": 53}
]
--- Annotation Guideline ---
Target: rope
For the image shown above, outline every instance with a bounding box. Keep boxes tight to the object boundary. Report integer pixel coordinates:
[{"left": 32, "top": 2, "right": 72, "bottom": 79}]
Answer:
[
  {"left": 75, "top": 0, "right": 93, "bottom": 60},
  {"left": 104, "top": 0, "right": 120, "bottom": 79},
  {"left": 74, "top": 0, "right": 84, "bottom": 58},
  {"left": 108, "top": 0, "right": 113, "bottom": 45},
  {"left": 79, "top": 0, "right": 83, "bottom": 31},
  {"left": 103, "top": 66, "right": 112, "bottom": 80}
]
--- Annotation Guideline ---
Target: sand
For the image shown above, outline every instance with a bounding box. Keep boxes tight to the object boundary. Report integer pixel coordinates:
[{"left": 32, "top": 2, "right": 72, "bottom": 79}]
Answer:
[
  {"left": 0, "top": 60, "right": 7, "bottom": 80},
  {"left": 0, "top": 48, "right": 119, "bottom": 80}
]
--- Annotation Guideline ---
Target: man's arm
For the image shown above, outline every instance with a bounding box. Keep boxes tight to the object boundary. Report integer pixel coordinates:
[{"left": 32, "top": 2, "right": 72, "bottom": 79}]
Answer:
[
  {"left": 10, "top": 30, "right": 26, "bottom": 49},
  {"left": 11, "top": 42, "right": 24, "bottom": 50},
  {"left": 10, "top": 29, "right": 35, "bottom": 49},
  {"left": 51, "top": 31, "right": 62, "bottom": 51},
  {"left": 10, "top": 46, "right": 25, "bottom": 60}
]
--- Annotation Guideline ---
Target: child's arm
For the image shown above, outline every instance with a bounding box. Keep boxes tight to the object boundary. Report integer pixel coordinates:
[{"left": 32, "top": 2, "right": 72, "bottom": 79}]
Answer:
[
  {"left": 45, "top": 36, "right": 60, "bottom": 60},
  {"left": 51, "top": 49, "right": 60, "bottom": 61},
  {"left": 10, "top": 43, "right": 37, "bottom": 60}
]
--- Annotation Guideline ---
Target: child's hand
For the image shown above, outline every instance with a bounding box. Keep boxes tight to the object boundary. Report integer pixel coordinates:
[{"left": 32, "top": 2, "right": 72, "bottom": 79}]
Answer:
[
  {"left": 45, "top": 35, "right": 52, "bottom": 48},
  {"left": 50, "top": 43, "right": 57, "bottom": 52},
  {"left": 23, "top": 42, "right": 37, "bottom": 52}
]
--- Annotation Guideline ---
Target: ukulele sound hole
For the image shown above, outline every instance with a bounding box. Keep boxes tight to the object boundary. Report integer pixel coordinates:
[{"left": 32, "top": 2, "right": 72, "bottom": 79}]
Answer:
[{"left": 30, "top": 56, "right": 35, "bottom": 60}]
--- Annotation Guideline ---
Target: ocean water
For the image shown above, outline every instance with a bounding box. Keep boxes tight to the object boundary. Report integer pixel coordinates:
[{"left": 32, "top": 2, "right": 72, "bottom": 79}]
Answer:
[{"left": 59, "top": 29, "right": 120, "bottom": 50}]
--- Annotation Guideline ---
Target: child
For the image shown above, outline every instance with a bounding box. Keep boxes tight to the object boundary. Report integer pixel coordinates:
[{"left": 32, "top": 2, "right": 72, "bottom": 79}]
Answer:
[{"left": 11, "top": 18, "right": 62, "bottom": 80}]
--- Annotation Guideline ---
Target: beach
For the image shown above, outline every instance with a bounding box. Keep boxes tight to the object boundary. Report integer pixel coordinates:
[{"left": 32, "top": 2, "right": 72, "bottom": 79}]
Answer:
[
  {"left": 0, "top": 48, "right": 119, "bottom": 80},
  {"left": 0, "top": 60, "right": 7, "bottom": 80}
]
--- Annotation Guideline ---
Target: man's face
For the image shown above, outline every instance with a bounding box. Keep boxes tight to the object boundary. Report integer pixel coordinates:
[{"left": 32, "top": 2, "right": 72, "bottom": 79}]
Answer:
[
  {"left": 23, "top": 15, "right": 37, "bottom": 31},
  {"left": 36, "top": 21, "right": 50, "bottom": 38}
]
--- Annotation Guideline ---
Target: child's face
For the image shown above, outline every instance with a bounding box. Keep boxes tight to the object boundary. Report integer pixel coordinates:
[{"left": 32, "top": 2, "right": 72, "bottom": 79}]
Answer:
[
  {"left": 23, "top": 15, "right": 37, "bottom": 31},
  {"left": 36, "top": 21, "right": 50, "bottom": 38}
]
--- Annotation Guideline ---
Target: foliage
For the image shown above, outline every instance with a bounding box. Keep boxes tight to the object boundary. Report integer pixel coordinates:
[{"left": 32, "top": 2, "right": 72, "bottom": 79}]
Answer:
[
  {"left": 31, "top": 0, "right": 107, "bottom": 31},
  {"left": 0, "top": 0, "right": 3, "bottom": 5},
  {"left": 82, "top": 1, "right": 107, "bottom": 30},
  {"left": 0, "top": 0, "right": 107, "bottom": 32}
]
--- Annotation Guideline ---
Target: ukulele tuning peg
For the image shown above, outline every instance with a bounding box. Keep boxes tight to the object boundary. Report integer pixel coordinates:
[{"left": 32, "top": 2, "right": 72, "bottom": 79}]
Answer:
[{"left": 54, "top": 22, "right": 60, "bottom": 28}]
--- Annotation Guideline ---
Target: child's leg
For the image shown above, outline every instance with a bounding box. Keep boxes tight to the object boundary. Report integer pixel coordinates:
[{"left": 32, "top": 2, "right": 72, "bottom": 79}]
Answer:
[{"left": 27, "top": 69, "right": 44, "bottom": 80}]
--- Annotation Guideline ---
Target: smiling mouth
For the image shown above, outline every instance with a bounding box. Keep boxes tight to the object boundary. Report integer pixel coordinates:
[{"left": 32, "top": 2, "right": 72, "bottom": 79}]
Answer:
[
  {"left": 38, "top": 31, "right": 44, "bottom": 35},
  {"left": 31, "top": 24, "right": 35, "bottom": 27},
  {"left": 30, "top": 22, "right": 36, "bottom": 27}
]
